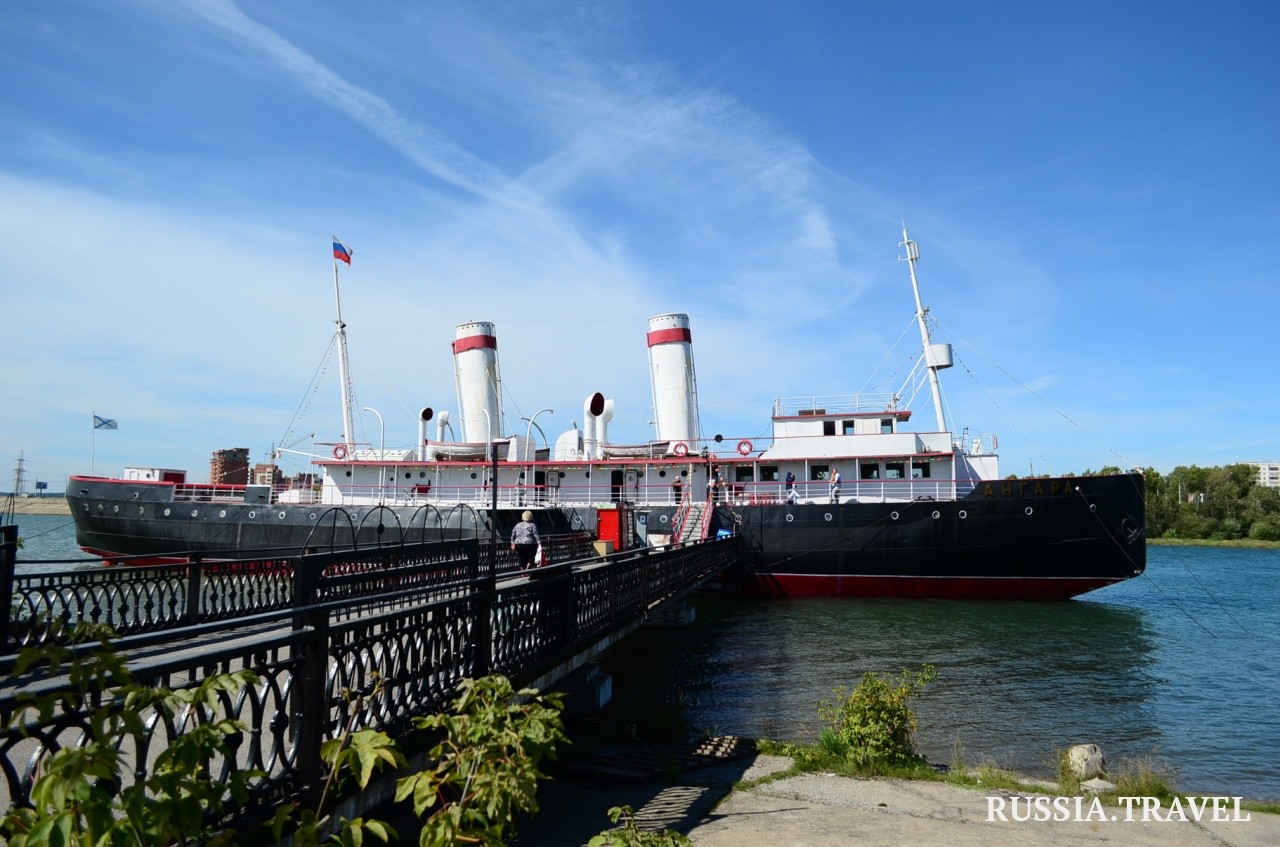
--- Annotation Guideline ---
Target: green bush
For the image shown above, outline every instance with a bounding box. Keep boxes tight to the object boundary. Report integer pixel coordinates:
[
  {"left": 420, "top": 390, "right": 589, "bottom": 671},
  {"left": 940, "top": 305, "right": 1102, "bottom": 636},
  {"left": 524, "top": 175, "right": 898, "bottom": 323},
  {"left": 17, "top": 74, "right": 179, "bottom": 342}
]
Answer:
[{"left": 815, "top": 664, "right": 936, "bottom": 769}]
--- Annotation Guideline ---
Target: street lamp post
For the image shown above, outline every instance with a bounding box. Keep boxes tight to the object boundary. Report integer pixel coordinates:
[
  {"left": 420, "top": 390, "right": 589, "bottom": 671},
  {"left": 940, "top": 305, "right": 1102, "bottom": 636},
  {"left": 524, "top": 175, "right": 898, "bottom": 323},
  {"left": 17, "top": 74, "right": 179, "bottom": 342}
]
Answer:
[{"left": 362, "top": 407, "right": 385, "bottom": 502}]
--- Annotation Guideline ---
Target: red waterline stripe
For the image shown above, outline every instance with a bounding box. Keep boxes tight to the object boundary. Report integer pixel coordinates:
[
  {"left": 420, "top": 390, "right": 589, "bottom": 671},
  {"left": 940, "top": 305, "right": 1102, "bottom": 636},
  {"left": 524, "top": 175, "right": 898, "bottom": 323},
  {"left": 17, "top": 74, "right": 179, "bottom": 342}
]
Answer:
[{"left": 646, "top": 327, "right": 692, "bottom": 346}]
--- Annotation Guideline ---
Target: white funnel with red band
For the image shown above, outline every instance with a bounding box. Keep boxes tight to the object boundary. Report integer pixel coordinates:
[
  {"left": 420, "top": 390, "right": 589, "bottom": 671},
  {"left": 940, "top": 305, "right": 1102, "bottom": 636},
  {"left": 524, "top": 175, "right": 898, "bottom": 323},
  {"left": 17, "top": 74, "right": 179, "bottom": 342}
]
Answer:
[
  {"left": 647, "top": 313, "right": 700, "bottom": 449},
  {"left": 452, "top": 321, "right": 502, "bottom": 444}
]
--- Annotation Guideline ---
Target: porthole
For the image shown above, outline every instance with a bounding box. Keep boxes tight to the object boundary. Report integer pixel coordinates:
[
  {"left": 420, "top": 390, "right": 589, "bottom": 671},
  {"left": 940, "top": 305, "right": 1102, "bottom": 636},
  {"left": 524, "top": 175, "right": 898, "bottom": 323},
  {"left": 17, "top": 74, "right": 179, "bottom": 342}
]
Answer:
[
  {"left": 585, "top": 471, "right": 591, "bottom": 479},
  {"left": 248, "top": 510, "right": 256, "bottom": 519},
  {"left": 932, "top": 511, "right": 941, "bottom": 519},
  {"left": 278, "top": 511, "right": 286, "bottom": 519},
  {"left": 191, "top": 509, "right": 198, "bottom": 517},
  {"left": 97, "top": 504, "right": 103, "bottom": 513},
  {"left": 132, "top": 492, "right": 139, "bottom": 500},
  {"left": 958, "top": 510, "right": 967, "bottom": 519},
  {"left": 1024, "top": 507, "right": 1034, "bottom": 516},
  {"left": 890, "top": 511, "right": 899, "bottom": 520},
  {"left": 345, "top": 470, "right": 352, "bottom": 477},
  {"left": 659, "top": 470, "right": 667, "bottom": 477},
  {"left": 419, "top": 471, "right": 426, "bottom": 478},
  {"left": 659, "top": 514, "right": 669, "bottom": 524},
  {"left": 405, "top": 472, "right": 412, "bottom": 479},
  {"left": 112, "top": 505, "right": 119, "bottom": 514},
  {"left": 309, "top": 513, "right": 317, "bottom": 520},
  {"left": 163, "top": 508, "right": 171, "bottom": 516},
  {"left": 470, "top": 473, "right": 477, "bottom": 479},
  {"left": 138, "top": 506, "right": 144, "bottom": 515},
  {"left": 219, "top": 510, "right": 226, "bottom": 518},
  {"left": 785, "top": 514, "right": 794, "bottom": 522},
  {"left": 1089, "top": 504, "right": 1097, "bottom": 512},
  {"left": 824, "top": 513, "right": 832, "bottom": 521}
]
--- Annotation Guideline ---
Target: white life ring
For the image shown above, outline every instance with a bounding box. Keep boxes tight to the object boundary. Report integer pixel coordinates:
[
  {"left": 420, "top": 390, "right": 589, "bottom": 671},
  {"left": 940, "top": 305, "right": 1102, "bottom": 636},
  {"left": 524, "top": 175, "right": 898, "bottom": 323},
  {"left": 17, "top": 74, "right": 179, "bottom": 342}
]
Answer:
[
  {"left": 673, "top": 442, "right": 689, "bottom": 457},
  {"left": 332, "top": 444, "right": 348, "bottom": 460},
  {"left": 737, "top": 439, "right": 753, "bottom": 456}
]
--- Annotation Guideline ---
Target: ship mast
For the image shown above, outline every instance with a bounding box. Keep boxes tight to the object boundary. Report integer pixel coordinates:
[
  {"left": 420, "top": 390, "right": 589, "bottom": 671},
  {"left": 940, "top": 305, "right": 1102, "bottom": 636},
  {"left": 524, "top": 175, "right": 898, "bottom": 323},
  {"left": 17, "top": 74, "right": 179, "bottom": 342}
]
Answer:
[
  {"left": 333, "top": 254, "right": 356, "bottom": 450},
  {"left": 901, "top": 224, "right": 948, "bottom": 433}
]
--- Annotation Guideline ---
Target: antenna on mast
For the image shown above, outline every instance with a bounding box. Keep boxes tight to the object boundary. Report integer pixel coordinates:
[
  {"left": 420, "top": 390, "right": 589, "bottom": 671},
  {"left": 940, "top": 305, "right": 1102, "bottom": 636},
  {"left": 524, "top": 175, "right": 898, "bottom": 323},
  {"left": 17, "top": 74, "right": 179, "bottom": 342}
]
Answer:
[{"left": 900, "top": 224, "right": 951, "bottom": 433}]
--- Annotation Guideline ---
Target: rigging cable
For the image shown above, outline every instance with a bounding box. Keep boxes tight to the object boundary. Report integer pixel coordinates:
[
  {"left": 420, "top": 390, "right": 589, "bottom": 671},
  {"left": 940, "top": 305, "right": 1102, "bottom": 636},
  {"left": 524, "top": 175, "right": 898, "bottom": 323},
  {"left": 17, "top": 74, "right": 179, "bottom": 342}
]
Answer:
[
  {"left": 1073, "top": 486, "right": 1238, "bottom": 638},
  {"left": 932, "top": 317, "right": 1138, "bottom": 470}
]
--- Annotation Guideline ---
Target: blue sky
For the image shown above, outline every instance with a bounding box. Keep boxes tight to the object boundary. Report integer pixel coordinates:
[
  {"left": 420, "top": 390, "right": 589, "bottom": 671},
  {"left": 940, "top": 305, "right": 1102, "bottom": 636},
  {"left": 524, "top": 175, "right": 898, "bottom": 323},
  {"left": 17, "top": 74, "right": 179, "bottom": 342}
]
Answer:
[{"left": 2, "top": 0, "right": 1277, "bottom": 490}]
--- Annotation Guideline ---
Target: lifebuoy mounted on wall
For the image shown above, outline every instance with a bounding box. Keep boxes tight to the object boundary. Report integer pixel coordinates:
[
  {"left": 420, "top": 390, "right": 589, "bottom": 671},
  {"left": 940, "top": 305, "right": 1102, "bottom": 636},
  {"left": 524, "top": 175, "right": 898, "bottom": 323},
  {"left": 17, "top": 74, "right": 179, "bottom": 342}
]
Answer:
[
  {"left": 672, "top": 442, "right": 689, "bottom": 457},
  {"left": 332, "top": 444, "right": 349, "bottom": 460},
  {"left": 737, "top": 439, "right": 753, "bottom": 456}
]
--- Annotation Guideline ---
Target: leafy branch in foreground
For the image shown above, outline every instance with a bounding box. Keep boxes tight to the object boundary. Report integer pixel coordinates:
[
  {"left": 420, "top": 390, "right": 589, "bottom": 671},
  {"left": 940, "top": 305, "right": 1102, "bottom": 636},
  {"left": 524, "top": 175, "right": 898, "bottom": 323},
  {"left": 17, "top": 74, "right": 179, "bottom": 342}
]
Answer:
[
  {"left": 395, "top": 676, "right": 567, "bottom": 847},
  {"left": 0, "top": 622, "right": 261, "bottom": 847}
]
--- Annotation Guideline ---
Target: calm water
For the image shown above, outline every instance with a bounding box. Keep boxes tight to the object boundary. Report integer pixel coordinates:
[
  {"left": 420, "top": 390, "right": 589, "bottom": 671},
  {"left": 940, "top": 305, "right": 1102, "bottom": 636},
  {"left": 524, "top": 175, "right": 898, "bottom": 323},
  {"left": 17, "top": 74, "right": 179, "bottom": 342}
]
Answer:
[
  {"left": 599, "top": 545, "right": 1280, "bottom": 801},
  {"left": 8, "top": 517, "right": 1279, "bottom": 799}
]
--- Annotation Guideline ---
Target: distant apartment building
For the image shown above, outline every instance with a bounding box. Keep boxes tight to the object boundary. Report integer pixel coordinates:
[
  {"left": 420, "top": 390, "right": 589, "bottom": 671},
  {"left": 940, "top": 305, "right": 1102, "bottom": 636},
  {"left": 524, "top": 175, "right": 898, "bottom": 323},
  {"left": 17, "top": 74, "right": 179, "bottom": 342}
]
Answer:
[
  {"left": 252, "top": 463, "right": 283, "bottom": 487},
  {"left": 1252, "top": 461, "right": 1280, "bottom": 488},
  {"left": 210, "top": 448, "right": 250, "bottom": 485}
]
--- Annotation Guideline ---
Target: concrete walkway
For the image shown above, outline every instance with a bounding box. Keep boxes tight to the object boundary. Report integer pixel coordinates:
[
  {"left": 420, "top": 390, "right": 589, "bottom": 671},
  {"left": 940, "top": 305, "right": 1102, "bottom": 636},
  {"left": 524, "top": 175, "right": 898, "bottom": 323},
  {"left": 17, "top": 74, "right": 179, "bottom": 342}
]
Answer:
[{"left": 517, "top": 752, "right": 1279, "bottom": 847}]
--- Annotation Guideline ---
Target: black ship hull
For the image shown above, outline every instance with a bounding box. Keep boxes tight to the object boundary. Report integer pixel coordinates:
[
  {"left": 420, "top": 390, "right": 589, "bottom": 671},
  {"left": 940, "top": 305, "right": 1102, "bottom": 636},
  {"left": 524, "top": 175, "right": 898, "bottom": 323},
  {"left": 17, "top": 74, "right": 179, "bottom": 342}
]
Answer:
[
  {"left": 65, "top": 477, "right": 592, "bottom": 562},
  {"left": 639, "top": 472, "right": 1146, "bottom": 600}
]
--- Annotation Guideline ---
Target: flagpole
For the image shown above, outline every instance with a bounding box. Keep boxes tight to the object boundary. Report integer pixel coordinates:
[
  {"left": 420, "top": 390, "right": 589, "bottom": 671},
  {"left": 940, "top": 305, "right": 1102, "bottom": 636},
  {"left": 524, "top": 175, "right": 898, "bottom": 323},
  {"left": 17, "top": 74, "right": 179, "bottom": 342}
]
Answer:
[{"left": 332, "top": 246, "right": 356, "bottom": 452}]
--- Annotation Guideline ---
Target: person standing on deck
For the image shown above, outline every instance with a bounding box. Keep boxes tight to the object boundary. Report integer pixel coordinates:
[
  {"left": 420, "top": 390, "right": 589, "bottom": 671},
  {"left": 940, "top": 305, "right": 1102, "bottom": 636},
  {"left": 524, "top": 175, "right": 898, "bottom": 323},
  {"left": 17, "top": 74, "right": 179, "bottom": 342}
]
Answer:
[
  {"left": 511, "top": 510, "right": 540, "bottom": 570},
  {"left": 785, "top": 470, "right": 798, "bottom": 503},
  {"left": 829, "top": 468, "right": 842, "bottom": 503}
]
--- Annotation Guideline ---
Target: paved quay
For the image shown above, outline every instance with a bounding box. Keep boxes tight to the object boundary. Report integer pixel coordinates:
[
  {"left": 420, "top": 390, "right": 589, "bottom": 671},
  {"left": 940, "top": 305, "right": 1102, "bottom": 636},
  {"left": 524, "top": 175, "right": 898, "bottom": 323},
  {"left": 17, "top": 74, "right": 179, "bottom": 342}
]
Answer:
[{"left": 516, "top": 751, "right": 1279, "bottom": 847}]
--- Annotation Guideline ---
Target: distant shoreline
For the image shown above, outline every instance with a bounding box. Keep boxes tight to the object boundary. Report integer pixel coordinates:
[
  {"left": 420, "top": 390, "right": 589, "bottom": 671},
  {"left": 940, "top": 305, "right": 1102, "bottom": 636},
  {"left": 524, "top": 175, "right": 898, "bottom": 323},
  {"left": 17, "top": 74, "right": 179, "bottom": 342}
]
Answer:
[{"left": 3, "top": 498, "right": 71, "bottom": 516}]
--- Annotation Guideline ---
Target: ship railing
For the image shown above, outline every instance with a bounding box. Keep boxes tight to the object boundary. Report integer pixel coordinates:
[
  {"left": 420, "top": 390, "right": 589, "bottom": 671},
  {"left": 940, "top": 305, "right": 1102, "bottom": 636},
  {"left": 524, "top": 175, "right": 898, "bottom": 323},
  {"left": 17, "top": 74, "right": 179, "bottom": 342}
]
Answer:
[
  {"left": 670, "top": 478, "right": 977, "bottom": 505},
  {"left": 772, "top": 393, "right": 899, "bottom": 417}
]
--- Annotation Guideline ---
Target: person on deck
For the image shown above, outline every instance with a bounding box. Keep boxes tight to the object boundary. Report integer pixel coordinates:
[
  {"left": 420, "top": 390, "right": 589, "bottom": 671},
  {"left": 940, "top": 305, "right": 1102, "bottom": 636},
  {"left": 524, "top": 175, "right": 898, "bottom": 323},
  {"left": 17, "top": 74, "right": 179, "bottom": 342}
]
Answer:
[
  {"left": 511, "top": 510, "right": 541, "bottom": 570},
  {"left": 785, "top": 470, "right": 798, "bottom": 503},
  {"left": 829, "top": 468, "right": 842, "bottom": 503}
]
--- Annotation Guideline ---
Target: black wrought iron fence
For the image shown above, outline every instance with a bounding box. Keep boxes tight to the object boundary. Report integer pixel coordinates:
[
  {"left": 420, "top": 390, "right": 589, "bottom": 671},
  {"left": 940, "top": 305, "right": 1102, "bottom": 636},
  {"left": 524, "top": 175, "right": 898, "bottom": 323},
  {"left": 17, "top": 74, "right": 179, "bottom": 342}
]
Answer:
[{"left": 0, "top": 533, "right": 740, "bottom": 830}]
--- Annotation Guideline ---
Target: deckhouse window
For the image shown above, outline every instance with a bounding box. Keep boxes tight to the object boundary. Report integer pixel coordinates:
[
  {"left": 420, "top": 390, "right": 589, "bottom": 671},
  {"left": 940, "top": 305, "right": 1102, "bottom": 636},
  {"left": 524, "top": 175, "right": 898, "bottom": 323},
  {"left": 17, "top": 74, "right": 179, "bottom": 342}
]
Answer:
[
  {"left": 823, "top": 421, "right": 836, "bottom": 436},
  {"left": 880, "top": 418, "right": 894, "bottom": 434},
  {"left": 885, "top": 462, "right": 905, "bottom": 480},
  {"left": 859, "top": 462, "right": 879, "bottom": 480},
  {"left": 760, "top": 465, "right": 779, "bottom": 482},
  {"left": 811, "top": 464, "right": 830, "bottom": 481},
  {"left": 911, "top": 461, "right": 931, "bottom": 479},
  {"left": 842, "top": 420, "right": 856, "bottom": 435}
]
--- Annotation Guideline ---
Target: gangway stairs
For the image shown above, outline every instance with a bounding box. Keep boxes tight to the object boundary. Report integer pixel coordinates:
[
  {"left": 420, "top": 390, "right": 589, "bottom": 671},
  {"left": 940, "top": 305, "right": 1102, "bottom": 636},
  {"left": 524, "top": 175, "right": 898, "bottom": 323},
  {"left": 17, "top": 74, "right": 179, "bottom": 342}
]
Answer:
[{"left": 674, "top": 499, "right": 712, "bottom": 543}]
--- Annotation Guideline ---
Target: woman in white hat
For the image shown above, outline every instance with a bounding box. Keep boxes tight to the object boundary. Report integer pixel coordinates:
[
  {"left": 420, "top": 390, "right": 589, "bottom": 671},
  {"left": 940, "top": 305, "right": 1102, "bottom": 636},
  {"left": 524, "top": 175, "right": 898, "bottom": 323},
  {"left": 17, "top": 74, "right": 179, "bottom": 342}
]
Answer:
[{"left": 510, "top": 510, "right": 541, "bottom": 570}]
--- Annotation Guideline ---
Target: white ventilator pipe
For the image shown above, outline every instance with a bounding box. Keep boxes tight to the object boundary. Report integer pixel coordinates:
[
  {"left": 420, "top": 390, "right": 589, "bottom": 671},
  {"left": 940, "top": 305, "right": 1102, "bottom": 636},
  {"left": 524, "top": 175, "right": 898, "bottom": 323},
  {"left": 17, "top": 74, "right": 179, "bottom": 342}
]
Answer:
[
  {"left": 582, "top": 392, "right": 604, "bottom": 460},
  {"left": 452, "top": 322, "right": 502, "bottom": 443},
  {"left": 647, "top": 314, "right": 700, "bottom": 448}
]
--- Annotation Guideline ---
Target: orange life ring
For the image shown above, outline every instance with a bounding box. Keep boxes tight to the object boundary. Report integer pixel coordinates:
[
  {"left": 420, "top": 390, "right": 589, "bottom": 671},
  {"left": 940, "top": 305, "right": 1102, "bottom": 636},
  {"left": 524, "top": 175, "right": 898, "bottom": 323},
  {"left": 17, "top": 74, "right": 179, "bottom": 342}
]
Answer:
[
  {"left": 673, "top": 442, "right": 689, "bottom": 457},
  {"left": 332, "top": 444, "right": 348, "bottom": 460},
  {"left": 737, "top": 439, "right": 753, "bottom": 456}
]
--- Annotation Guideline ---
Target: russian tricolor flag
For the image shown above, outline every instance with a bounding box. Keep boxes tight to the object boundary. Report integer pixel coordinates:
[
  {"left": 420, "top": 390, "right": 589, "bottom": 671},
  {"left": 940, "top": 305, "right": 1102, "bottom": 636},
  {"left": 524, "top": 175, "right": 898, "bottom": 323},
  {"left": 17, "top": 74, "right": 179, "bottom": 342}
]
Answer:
[{"left": 332, "top": 238, "right": 352, "bottom": 265}]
